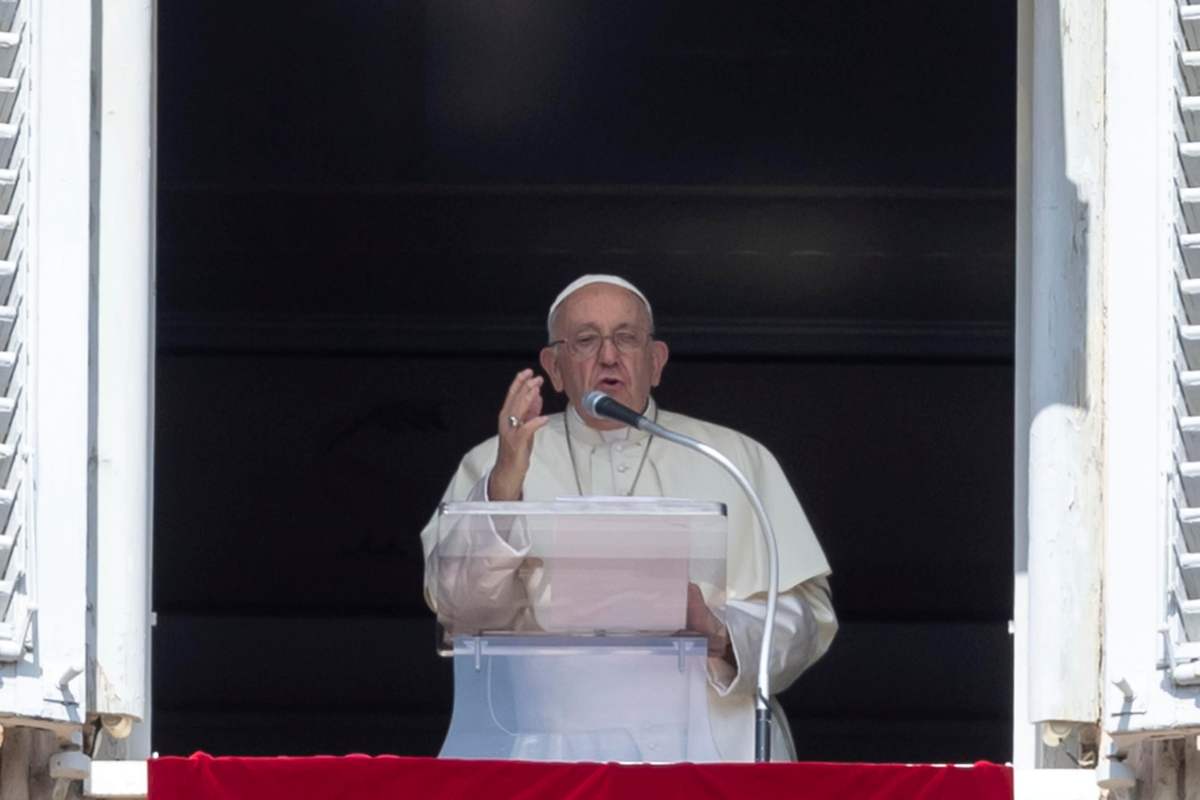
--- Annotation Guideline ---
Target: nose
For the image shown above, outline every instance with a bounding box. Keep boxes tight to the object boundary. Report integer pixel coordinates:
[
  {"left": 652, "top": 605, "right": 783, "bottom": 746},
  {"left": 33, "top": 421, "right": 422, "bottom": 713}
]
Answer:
[{"left": 597, "top": 335, "right": 620, "bottom": 363}]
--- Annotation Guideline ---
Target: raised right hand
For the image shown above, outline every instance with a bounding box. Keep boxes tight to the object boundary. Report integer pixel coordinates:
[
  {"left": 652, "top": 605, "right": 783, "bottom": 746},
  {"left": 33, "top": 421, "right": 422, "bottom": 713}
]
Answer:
[{"left": 487, "top": 368, "right": 550, "bottom": 501}]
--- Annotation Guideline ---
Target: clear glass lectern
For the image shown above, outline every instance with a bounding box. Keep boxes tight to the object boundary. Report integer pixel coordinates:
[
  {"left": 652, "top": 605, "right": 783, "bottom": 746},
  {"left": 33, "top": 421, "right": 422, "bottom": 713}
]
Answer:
[{"left": 430, "top": 499, "right": 728, "bottom": 762}]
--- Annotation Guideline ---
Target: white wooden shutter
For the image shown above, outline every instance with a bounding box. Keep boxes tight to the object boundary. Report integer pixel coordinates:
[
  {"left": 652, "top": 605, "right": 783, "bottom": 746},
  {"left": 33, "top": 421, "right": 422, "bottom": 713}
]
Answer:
[
  {"left": 1168, "top": 1, "right": 1200, "bottom": 679},
  {"left": 0, "top": 0, "right": 31, "bottom": 663}
]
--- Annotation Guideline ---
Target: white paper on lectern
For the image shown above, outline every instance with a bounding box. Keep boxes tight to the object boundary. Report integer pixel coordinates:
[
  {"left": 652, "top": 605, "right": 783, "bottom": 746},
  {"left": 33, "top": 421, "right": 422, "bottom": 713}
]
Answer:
[
  {"left": 433, "top": 499, "right": 727, "bottom": 637},
  {"left": 542, "top": 497, "right": 691, "bottom": 632}
]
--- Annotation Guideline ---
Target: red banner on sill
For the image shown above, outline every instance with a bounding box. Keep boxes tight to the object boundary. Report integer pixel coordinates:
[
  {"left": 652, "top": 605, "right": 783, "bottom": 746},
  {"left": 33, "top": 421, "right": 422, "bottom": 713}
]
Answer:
[{"left": 149, "top": 753, "right": 1013, "bottom": 800}]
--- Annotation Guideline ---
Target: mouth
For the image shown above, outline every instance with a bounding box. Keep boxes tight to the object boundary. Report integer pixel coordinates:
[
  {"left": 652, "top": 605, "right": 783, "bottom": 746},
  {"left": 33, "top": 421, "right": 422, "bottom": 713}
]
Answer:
[{"left": 596, "top": 377, "right": 625, "bottom": 392}]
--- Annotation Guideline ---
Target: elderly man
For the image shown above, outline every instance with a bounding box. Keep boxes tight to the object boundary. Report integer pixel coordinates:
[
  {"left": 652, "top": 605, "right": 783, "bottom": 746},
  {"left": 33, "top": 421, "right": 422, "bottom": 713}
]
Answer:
[{"left": 420, "top": 274, "right": 836, "bottom": 761}]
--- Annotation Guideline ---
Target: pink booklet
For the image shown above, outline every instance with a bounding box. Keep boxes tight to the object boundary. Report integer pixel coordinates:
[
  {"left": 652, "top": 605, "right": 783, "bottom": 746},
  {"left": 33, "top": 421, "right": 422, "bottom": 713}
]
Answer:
[{"left": 540, "top": 498, "right": 691, "bottom": 633}]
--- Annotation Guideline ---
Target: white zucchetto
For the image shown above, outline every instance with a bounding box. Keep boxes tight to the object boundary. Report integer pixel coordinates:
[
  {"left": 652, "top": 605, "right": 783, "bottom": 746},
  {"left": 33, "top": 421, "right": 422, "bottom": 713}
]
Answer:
[{"left": 546, "top": 274, "right": 653, "bottom": 337}]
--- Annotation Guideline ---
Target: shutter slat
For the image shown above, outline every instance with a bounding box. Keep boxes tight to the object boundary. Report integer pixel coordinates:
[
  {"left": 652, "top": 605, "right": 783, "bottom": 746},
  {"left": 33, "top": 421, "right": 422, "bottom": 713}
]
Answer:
[
  {"left": 1170, "top": 0, "right": 1200, "bottom": 678},
  {"left": 0, "top": 0, "right": 27, "bottom": 665}
]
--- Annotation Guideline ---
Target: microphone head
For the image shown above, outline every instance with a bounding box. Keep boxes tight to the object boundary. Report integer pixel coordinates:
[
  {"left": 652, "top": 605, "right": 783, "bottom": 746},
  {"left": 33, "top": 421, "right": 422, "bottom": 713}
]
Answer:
[
  {"left": 583, "top": 390, "right": 609, "bottom": 419},
  {"left": 582, "top": 390, "right": 644, "bottom": 429}
]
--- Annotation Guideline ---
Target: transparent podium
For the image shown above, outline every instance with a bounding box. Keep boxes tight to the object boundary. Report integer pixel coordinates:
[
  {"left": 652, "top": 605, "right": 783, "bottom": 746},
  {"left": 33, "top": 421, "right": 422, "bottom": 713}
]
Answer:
[{"left": 429, "top": 499, "right": 728, "bottom": 762}]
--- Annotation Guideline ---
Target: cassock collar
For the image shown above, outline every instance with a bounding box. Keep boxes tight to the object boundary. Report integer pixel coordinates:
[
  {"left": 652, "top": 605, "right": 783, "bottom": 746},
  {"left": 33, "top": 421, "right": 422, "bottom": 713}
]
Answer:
[{"left": 566, "top": 396, "right": 658, "bottom": 448}]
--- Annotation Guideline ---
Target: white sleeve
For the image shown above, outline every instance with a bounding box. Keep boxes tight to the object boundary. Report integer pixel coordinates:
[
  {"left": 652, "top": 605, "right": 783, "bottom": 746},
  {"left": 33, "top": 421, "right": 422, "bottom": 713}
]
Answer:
[
  {"left": 705, "top": 575, "right": 838, "bottom": 697},
  {"left": 423, "top": 469, "right": 533, "bottom": 631}
]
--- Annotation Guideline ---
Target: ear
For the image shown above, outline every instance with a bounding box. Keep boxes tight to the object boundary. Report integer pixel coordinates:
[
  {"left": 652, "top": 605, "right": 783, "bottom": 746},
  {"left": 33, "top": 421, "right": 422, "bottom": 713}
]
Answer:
[
  {"left": 540, "top": 346, "right": 565, "bottom": 392},
  {"left": 649, "top": 339, "right": 669, "bottom": 387}
]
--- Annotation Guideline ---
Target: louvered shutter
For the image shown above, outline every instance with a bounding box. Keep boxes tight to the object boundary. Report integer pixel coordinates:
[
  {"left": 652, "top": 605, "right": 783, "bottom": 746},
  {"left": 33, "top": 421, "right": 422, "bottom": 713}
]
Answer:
[
  {"left": 0, "top": 0, "right": 91, "bottom": 726},
  {"left": 1169, "top": 1, "right": 1200, "bottom": 681},
  {"left": 0, "top": 0, "right": 31, "bottom": 663}
]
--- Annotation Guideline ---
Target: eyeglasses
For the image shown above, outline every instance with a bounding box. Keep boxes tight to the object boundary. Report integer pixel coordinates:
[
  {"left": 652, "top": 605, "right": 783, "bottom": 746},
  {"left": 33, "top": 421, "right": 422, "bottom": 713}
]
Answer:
[{"left": 548, "top": 329, "right": 652, "bottom": 360}]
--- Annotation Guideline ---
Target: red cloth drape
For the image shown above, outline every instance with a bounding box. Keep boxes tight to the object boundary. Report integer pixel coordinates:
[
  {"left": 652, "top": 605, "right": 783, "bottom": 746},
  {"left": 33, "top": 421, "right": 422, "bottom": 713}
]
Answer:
[{"left": 149, "top": 754, "right": 1013, "bottom": 800}]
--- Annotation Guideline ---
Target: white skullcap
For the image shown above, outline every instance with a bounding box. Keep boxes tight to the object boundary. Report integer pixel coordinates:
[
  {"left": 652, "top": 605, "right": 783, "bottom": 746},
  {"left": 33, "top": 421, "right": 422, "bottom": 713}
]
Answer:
[{"left": 546, "top": 274, "right": 653, "bottom": 337}]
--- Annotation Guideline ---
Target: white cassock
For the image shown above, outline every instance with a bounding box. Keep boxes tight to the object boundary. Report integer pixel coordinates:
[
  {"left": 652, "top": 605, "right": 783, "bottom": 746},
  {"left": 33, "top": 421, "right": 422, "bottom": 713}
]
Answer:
[{"left": 419, "top": 398, "right": 837, "bottom": 762}]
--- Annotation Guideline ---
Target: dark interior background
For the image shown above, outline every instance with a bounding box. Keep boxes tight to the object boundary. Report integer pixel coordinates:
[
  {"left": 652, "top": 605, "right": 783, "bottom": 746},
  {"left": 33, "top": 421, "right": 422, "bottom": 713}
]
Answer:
[{"left": 153, "top": 2, "right": 1015, "bottom": 762}]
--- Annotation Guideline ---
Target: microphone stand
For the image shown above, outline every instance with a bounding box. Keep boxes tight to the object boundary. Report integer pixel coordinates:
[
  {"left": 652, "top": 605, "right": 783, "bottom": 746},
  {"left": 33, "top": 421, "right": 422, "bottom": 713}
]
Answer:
[{"left": 629, "top": 415, "right": 781, "bottom": 763}]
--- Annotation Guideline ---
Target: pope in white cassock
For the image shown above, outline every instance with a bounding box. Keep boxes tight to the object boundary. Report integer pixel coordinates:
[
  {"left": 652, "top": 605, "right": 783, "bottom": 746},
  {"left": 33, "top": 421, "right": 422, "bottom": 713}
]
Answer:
[{"left": 420, "top": 274, "right": 837, "bottom": 762}]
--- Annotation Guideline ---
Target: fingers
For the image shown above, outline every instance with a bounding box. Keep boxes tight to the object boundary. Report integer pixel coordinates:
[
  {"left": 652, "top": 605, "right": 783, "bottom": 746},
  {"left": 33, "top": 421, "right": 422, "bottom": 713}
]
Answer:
[
  {"left": 502, "top": 368, "right": 535, "bottom": 408},
  {"left": 522, "top": 415, "right": 551, "bottom": 435},
  {"left": 499, "top": 369, "right": 543, "bottom": 425},
  {"left": 522, "top": 380, "right": 545, "bottom": 422},
  {"left": 499, "top": 369, "right": 533, "bottom": 423},
  {"left": 499, "top": 368, "right": 533, "bottom": 425},
  {"left": 684, "top": 583, "right": 731, "bottom": 659},
  {"left": 513, "top": 376, "right": 544, "bottom": 423},
  {"left": 506, "top": 415, "right": 549, "bottom": 451},
  {"left": 489, "top": 371, "right": 549, "bottom": 501},
  {"left": 495, "top": 369, "right": 550, "bottom": 470},
  {"left": 685, "top": 582, "right": 721, "bottom": 636}
]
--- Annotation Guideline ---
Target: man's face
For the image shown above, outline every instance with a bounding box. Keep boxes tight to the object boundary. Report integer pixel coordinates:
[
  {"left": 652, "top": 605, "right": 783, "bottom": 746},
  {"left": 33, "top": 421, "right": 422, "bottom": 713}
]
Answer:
[{"left": 539, "top": 284, "right": 669, "bottom": 430}]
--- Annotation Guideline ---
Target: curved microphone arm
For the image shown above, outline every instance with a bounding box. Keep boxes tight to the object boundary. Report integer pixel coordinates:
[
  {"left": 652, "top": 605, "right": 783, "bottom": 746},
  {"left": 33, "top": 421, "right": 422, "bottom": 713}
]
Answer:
[{"left": 638, "top": 418, "right": 781, "bottom": 763}]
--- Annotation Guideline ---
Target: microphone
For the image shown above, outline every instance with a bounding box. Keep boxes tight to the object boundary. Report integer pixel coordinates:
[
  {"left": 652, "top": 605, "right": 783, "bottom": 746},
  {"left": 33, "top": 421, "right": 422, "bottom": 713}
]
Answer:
[
  {"left": 584, "top": 386, "right": 781, "bottom": 762},
  {"left": 583, "top": 391, "right": 648, "bottom": 430}
]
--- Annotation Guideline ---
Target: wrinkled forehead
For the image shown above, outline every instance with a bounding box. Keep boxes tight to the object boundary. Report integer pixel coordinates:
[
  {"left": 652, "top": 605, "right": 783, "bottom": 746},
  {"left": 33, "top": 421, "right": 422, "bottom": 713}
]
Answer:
[{"left": 550, "top": 284, "right": 653, "bottom": 337}]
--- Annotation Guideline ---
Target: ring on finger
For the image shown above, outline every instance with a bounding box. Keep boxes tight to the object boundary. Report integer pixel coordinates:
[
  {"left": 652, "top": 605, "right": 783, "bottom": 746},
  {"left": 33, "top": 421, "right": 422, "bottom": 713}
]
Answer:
[{"left": 507, "top": 415, "right": 521, "bottom": 429}]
